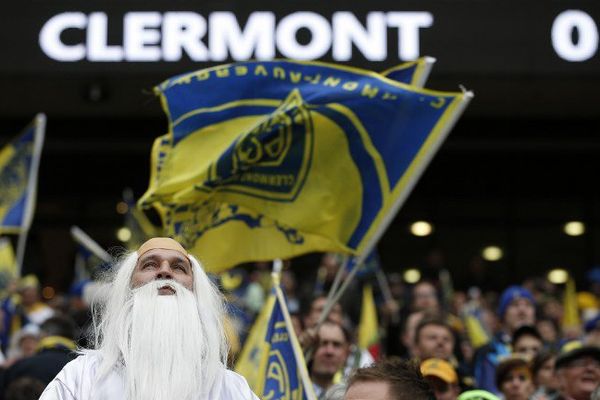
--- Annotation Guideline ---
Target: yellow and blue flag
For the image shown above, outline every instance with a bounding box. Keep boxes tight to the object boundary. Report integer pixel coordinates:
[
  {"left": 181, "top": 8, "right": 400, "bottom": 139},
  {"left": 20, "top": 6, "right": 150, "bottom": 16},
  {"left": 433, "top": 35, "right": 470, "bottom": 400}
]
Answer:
[
  {"left": 462, "top": 308, "right": 490, "bottom": 349},
  {"left": 140, "top": 60, "right": 471, "bottom": 271},
  {"left": 0, "top": 114, "right": 46, "bottom": 234},
  {"left": 381, "top": 56, "right": 436, "bottom": 87},
  {"left": 236, "top": 273, "right": 316, "bottom": 400}
]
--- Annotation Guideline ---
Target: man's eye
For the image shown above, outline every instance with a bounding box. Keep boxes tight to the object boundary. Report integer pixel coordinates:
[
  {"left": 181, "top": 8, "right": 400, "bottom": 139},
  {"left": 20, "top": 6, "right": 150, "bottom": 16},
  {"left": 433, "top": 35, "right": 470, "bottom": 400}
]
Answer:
[
  {"left": 143, "top": 263, "right": 157, "bottom": 269},
  {"left": 173, "top": 264, "right": 185, "bottom": 271}
]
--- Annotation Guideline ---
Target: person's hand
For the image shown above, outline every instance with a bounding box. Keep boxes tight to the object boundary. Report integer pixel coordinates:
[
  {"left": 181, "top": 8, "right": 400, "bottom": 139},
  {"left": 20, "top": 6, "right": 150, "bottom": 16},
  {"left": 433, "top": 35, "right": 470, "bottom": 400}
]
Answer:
[
  {"left": 298, "top": 327, "right": 318, "bottom": 351},
  {"left": 381, "top": 299, "right": 400, "bottom": 316}
]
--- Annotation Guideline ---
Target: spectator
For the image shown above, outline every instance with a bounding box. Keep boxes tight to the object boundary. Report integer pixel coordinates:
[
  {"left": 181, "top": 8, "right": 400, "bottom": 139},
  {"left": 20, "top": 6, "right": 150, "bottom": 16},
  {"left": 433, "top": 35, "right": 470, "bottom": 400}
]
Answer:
[
  {"left": 536, "top": 318, "right": 560, "bottom": 349},
  {"left": 511, "top": 325, "right": 543, "bottom": 359},
  {"left": 583, "top": 315, "right": 600, "bottom": 347},
  {"left": 530, "top": 350, "right": 558, "bottom": 400},
  {"left": 299, "top": 295, "right": 344, "bottom": 351},
  {"left": 420, "top": 358, "right": 461, "bottom": 400},
  {"left": 473, "top": 286, "right": 535, "bottom": 394},
  {"left": 554, "top": 342, "right": 600, "bottom": 400},
  {"left": 401, "top": 311, "right": 426, "bottom": 358},
  {"left": 345, "top": 357, "right": 434, "bottom": 400},
  {"left": 4, "top": 325, "right": 39, "bottom": 366},
  {"left": 17, "top": 275, "right": 53, "bottom": 326},
  {"left": 2, "top": 315, "right": 78, "bottom": 392},
  {"left": 303, "top": 295, "right": 344, "bottom": 330},
  {"left": 411, "top": 281, "right": 440, "bottom": 314},
  {"left": 310, "top": 321, "right": 351, "bottom": 398},
  {"left": 414, "top": 317, "right": 455, "bottom": 362},
  {"left": 495, "top": 356, "right": 535, "bottom": 400}
]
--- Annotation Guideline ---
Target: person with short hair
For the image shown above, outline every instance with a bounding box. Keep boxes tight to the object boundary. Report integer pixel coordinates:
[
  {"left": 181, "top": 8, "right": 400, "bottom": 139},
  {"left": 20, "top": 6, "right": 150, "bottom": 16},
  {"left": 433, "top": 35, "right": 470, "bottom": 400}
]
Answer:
[
  {"left": 311, "top": 321, "right": 351, "bottom": 398},
  {"left": 495, "top": 356, "right": 535, "bottom": 400},
  {"left": 554, "top": 342, "right": 600, "bottom": 400},
  {"left": 511, "top": 325, "right": 543, "bottom": 359},
  {"left": 530, "top": 350, "right": 558, "bottom": 400},
  {"left": 40, "top": 237, "right": 258, "bottom": 400},
  {"left": 345, "top": 357, "right": 434, "bottom": 400},
  {"left": 414, "top": 318, "right": 455, "bottom": 362},
  {"left": 411, "top": 282, "right": 440, "bottom": 314}
]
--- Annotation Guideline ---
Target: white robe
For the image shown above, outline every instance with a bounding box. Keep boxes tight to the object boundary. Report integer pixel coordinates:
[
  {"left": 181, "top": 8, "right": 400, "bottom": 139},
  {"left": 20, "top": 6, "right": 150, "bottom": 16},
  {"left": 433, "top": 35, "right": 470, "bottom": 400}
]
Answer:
[{"left": 39, "top": 352, "right": 259, "bottom": 400}]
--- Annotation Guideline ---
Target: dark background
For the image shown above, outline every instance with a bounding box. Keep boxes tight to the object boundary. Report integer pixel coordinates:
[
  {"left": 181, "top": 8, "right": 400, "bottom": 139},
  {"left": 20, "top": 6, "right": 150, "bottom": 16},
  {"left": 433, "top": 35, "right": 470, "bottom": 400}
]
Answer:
[{"left": 1, "top": 0, "right": 599, "bottom": 291}]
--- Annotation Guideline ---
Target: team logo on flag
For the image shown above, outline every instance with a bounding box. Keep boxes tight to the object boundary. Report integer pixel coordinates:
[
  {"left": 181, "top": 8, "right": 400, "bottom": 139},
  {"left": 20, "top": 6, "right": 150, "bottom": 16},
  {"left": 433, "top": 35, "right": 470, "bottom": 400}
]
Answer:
[
  {"left": 197, "top": 90, "right": 314, "bottom": 202},
  {"left": 0, "top": 142, "right": 31, "bottom": 213}
]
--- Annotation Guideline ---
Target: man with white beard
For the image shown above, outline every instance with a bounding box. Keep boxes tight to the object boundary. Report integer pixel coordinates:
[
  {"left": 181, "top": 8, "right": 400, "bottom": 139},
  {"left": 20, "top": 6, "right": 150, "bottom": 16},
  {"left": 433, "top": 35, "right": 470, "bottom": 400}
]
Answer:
[{"left": 40, "top": 237, "right": 259, "bottom": 400}]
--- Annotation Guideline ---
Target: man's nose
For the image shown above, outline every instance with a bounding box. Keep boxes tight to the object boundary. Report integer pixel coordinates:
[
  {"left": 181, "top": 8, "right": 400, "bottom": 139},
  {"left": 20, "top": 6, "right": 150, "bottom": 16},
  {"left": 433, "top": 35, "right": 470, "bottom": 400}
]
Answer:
[
  {"left": 323, "top": 343, "right": 336, "bottom": 354},
  {"left": 155, "top": 261, "right": 173, "bottom": 280}
]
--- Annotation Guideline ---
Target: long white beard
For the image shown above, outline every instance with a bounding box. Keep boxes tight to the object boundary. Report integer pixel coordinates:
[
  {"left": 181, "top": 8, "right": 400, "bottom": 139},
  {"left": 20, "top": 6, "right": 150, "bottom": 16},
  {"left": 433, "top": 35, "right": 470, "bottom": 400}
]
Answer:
[{"left": 120, "top": 280, "right": 218, "bottom": 400}]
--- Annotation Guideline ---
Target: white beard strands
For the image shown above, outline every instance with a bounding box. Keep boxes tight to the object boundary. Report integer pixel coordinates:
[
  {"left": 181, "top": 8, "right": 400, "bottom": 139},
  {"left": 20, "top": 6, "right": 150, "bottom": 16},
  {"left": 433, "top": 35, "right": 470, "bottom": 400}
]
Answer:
[
  {"left": 91, "top": 253, "right": 229, "bottom": 400},
  {"left": 124, "top": 280, "right": 207, "bottom": 400}
]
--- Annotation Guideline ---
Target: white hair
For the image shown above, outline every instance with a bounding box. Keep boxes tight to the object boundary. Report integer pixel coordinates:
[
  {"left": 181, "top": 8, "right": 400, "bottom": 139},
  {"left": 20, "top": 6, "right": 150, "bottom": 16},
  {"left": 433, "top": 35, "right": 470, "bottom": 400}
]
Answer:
[{"left": 87, "top": 252, "right": 229, "bottom": 400}]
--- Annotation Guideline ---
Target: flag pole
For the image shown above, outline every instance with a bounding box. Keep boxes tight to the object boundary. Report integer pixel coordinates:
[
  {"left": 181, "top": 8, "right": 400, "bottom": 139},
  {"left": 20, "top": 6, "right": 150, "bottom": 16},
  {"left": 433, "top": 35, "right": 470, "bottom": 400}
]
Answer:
[
  {"left": 70, "top": 226, "right": 113, "bottom": 263},
  {"left": 325, "top": 254, "right": 349, "bottom": 304},
  {"left": 414, "top": 56, "right": 436, "bottom": 88},
  {"left": 316, "top": 91, "right": 474, "bottom": 328},
  {"left": 273, "top": 273, "right": 318, "bottom": 400},
  {"left": 16, "top": 113, "right": 46, "bottom": 277}
]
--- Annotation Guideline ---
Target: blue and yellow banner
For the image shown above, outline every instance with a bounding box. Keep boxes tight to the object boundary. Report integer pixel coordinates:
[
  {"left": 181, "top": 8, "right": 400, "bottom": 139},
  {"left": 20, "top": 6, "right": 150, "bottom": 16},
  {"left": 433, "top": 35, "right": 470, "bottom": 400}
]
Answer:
[
  {"left": 0, "top": 115, "right": 45, "bottom": 234},
  {"left": 381, "top": 56, "right": 435, "bottom": 87},
  {"left": 236, "top": 273, "right": 316, "bottom": 400},
  {"left": 140, "top": 60, "right": 471, "bottom": 271}
]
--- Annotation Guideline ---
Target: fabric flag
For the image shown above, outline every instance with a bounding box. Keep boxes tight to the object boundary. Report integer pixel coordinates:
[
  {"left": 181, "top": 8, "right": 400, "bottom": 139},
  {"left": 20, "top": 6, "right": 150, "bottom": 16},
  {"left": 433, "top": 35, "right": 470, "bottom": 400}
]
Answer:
[
  {"left": 143, "top": 58, "right": 435, "bottom": 273},
  {"left": 381, "top": 56, "right": 436, "bottom": 87},
  {"left": 358, "top": 283, "right": 380, "bottom": 360},
  {"left": 463, "top": 308, "right": 490, "bottom": 348},
  {"left": 0, "top": 115, "right": 45, "bottom": 234},
  {"left": 0, "top": 237, "right": 16, "bottom": 277},
  {"left": 140, "top": 60, "right": 471, "bottom": 272},
  {"left": 562, "top": 277, "right": 580, "bottom": 330},
  {"left": 235, "top": 273, "right": 316, "bottom": 400}
]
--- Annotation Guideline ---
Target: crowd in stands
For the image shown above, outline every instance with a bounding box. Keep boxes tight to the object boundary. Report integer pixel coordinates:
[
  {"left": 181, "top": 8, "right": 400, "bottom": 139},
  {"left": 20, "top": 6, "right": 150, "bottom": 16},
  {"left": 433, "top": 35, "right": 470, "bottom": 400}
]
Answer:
[{"left": 1, "top": 251, "right": 600, "bottom": 400}]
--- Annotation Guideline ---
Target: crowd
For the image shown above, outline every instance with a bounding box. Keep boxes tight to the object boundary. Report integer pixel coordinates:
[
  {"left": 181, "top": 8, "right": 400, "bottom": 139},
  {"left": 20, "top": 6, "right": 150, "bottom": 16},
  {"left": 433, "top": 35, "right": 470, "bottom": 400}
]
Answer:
[{"left": 0, "top": 239, "right": 599, "bottom": 400}]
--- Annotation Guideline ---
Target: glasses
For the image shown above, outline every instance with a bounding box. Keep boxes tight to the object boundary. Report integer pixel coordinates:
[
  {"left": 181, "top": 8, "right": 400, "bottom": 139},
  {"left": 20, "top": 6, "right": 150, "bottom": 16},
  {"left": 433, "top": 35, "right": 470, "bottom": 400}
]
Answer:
[{"left": 567, "top": 358, "right": 600, "bottom": 369}]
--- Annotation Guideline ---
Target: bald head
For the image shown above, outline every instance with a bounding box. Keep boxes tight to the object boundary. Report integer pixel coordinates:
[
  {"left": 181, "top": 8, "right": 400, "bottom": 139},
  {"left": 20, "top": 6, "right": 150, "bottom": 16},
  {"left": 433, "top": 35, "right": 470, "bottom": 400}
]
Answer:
[{"left": 137, "top": 237, "right": 189, "bottom": 259}]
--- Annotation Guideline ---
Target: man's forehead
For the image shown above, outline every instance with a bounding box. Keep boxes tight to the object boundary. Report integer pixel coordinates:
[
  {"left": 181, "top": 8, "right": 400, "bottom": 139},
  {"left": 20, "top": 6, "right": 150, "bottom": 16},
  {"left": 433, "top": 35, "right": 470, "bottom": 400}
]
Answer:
[
  {"left": 345, "top": 380, "right": 391, "bottom": 400},
  {"left": 509, "top": 297, "right": 533, "bottom": 306},
  {"left": 137, "top": 248, "right": 192, "bottom": 266},
  {"left": 137, "top": 237, "right": 188, "bottom": 258},
  {"left": 319, "top": 324, "right": 346, "bottom": 341}
]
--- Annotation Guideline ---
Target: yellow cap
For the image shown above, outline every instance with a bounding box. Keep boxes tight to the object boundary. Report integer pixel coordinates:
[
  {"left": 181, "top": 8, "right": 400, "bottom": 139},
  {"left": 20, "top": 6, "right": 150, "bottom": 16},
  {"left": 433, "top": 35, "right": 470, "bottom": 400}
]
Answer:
[
  {"left": 420, "top": 358, "right": 458, "bottom": 384},
  {"left": 577, "top": 292, "right": 598, "bottom": 310},
  {"left": 137, "top": 237, "right": 188, "bottom": 258},
  {"left": 19, "top": 274, "right": 40, "bottom": 290}
]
